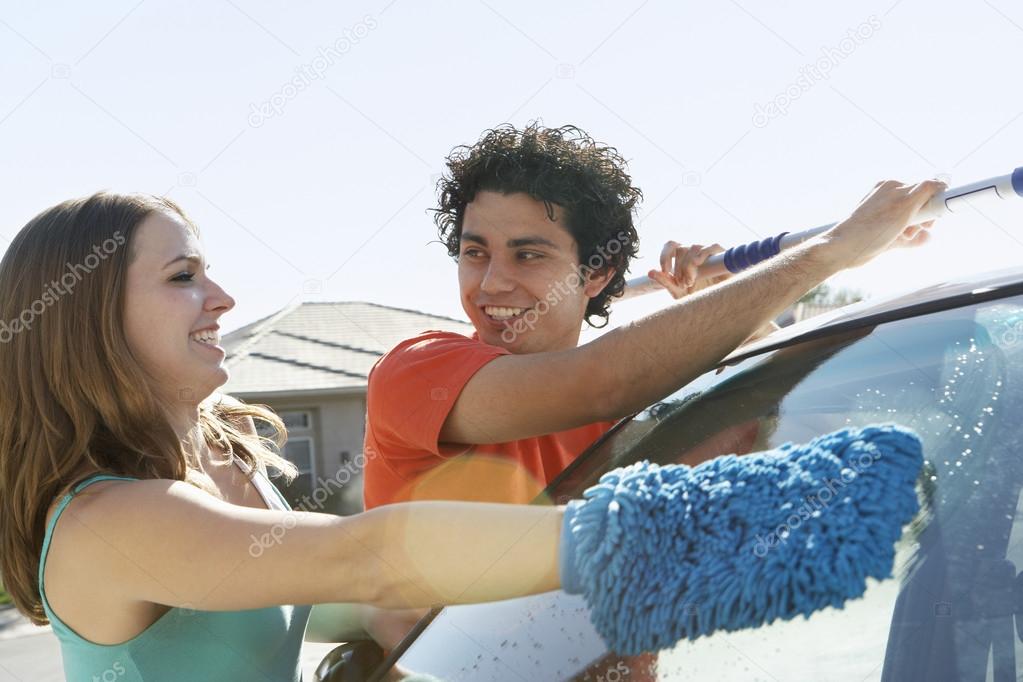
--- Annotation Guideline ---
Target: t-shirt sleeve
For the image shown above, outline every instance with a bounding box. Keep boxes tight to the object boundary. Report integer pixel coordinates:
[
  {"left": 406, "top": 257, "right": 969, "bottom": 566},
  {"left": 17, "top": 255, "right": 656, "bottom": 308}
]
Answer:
[{"left": 366, "top": 331, "right": 509, "bottom": 458}]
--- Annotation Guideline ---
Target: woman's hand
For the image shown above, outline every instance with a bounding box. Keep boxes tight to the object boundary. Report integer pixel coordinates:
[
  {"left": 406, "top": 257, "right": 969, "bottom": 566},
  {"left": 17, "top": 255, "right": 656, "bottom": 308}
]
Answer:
[{"left": 648, "top": 241, "right": 730, "bottom": 299}]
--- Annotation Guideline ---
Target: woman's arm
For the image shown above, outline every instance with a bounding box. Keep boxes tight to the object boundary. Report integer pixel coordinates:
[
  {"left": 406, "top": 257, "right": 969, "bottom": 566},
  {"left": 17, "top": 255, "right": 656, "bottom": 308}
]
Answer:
[
  {"left": 61, "top": 481, "right": 563, "bottom": 613},
  {"left": 345, "top": 501, "right": 561, "bottom": 609},
  {"left": 56, "top": 423, "right": 923, "bottom": 655}
]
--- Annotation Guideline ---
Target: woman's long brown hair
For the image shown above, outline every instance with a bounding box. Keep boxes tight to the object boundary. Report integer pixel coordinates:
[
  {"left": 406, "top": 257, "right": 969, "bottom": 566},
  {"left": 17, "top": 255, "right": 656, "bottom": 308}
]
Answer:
[{"left": 0, "top": 192, "right": 297, "bottom": 625}]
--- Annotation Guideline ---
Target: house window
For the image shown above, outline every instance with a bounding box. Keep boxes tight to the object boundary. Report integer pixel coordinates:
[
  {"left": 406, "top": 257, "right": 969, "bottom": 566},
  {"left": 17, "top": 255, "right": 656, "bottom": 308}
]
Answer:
[
  {"left": 281, "top": 411, "right": 311, "bottom": 430},
  {"left": 284, "top": 437, "right": 315, "bottom": 480},
  {"left": 255, "top": 409, "right": 316, "bottom": 508}
]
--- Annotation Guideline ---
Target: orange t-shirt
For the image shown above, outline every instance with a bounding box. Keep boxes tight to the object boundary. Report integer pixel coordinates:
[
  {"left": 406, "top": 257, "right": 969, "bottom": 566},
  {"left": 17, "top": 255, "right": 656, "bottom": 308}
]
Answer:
[{"left": 362, "top": 330, "right": 616, "bottom": 509}]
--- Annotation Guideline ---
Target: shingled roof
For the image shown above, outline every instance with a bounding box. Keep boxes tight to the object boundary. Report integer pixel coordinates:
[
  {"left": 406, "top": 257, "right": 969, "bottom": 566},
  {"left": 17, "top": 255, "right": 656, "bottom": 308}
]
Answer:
[{"left": 220, "top": 301, "right": 473, "bottom": 396}]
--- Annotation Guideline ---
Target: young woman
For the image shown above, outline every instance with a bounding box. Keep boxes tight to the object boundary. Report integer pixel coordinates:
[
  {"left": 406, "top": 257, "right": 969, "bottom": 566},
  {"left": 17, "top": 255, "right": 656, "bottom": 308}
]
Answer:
[
  {"left": 0, "top": 193, "right": 570, "bottom": 680},
  {"left": 0, "top": 189, "right": 929, "bottom": 680}
]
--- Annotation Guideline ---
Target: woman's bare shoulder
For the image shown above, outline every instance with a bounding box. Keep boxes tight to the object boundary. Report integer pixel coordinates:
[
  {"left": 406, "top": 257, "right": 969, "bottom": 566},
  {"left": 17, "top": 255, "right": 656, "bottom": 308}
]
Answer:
[{"left": 46, "top": 478, "right": 193, "bottom": 539}]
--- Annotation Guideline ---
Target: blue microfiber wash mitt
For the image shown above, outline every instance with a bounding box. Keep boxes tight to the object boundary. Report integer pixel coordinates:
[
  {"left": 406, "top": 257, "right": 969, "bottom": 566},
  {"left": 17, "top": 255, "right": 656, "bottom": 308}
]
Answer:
[{"left": 559, "top": 423, "right": 923, "bottom": 655}]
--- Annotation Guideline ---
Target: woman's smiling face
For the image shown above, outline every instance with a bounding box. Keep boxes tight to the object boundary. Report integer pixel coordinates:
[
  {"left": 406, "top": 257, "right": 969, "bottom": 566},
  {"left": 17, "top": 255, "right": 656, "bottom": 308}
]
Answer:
[{"left": 122, "top": 210, "right": 236, "bottom": 407}]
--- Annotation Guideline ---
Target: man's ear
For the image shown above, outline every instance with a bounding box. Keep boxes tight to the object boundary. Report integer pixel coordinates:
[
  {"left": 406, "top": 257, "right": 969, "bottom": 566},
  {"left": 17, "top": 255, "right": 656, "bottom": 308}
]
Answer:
[{"left": 582, "top": 267, "right": 615, "bottom": 299}]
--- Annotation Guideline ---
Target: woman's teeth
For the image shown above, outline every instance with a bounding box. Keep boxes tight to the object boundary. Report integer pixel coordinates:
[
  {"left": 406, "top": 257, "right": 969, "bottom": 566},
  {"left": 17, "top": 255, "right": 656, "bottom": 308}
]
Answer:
[
  {"left": 484, "top": 306, "right": 528, "bottom": 321},
  {"left": 190, "top": 330, "right": 221, "bottom": 346}
]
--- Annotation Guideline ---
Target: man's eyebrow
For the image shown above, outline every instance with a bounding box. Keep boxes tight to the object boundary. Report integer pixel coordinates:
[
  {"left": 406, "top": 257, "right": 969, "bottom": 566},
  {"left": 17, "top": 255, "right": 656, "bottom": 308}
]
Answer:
[
  {"left": 459, "top": 232, "right": 561, "bottom": 250},
  {"left": 163, "top": 254, "right": 203, "bottom": 269},
  {"left": 507, "top": 236, "right": 559, "bottom": 249}
]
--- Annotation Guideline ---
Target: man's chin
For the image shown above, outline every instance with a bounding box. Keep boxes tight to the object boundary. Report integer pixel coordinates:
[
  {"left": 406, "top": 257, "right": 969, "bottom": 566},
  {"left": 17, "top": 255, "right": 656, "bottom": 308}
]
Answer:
[{"left": 475, "top": 325, "right": 530, "bottom": 353}]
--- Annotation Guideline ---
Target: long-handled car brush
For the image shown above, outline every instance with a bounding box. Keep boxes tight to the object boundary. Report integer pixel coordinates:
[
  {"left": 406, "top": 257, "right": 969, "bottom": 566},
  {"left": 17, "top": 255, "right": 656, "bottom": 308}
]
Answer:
[{"left": 621, "top": 166, "right": 1023, "bottom": 300}]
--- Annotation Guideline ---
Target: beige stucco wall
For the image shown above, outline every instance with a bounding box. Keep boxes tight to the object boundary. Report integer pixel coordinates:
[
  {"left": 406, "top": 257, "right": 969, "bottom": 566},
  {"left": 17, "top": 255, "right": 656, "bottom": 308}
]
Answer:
[{"left": 241, "top": 391, "right": 368, "bottom": 516}]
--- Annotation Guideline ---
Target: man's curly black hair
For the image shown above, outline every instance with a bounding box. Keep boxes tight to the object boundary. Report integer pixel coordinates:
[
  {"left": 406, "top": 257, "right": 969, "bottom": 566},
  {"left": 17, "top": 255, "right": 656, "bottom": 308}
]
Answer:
[{"left": 432, "top": 123, "right": 642, "bottom": 328}]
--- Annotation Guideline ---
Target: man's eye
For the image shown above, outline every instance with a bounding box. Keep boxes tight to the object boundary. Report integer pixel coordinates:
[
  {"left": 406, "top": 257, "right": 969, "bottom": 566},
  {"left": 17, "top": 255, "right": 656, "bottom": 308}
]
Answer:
[
  {"left": 518, "top": 251, "right": 542, "bottom": 261},
  {"left": 462, "top": 249, "right": 484, "bottom": 258}
]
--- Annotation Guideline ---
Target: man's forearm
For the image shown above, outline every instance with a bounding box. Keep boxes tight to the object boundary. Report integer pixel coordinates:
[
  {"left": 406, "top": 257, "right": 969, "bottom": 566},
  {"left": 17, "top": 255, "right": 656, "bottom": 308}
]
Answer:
[
  {"left": 589, "top": 237, "right": 843, "bottom": 420},
  {"left": 745, "top": 321, "right": 781, "bottom": 345}
]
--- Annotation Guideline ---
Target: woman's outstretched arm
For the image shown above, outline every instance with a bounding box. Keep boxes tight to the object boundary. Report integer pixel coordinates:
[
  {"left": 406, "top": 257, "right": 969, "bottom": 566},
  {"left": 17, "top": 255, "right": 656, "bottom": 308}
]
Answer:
[
  {"left": 344, "top": 501, "right": 561, "bottom": 609},
  {"left": 55, "top": 423, "right": 923, "bottom": 654},
  {"left": 57, "top": 480, "right": 562, "bottom": 613}
]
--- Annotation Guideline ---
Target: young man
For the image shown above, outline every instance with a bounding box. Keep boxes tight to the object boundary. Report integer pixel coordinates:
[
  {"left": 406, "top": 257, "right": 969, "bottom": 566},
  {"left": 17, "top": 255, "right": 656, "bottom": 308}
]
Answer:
[{"left": 362, "top": 123, "right": 941, "bottom": 509}]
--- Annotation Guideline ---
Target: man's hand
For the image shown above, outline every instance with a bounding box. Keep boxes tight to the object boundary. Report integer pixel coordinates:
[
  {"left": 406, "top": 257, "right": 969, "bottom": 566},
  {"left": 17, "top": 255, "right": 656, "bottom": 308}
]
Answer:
[
  {"left": 889, "top": 219, "right": 936, "bottom": 250},
  {"left": 824, "top": 179, "right": 947, "bottom": 269},
  {"left": 648, "top": 242, "right": 730, "bottom": 299},
  {"left": 648, "top": 241, "right": 778, "bottom": 345}
]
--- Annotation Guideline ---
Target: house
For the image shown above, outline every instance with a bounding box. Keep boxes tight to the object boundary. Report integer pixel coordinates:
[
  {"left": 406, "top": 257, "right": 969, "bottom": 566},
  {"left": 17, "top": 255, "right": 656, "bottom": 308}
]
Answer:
[{"left": 220, "top": 301, "right": 473, "bottom": 515}]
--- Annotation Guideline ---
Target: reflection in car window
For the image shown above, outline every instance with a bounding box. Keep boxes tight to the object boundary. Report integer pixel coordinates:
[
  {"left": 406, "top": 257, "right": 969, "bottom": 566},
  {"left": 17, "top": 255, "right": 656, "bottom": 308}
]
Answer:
[{"left": 389, "top": 296, "right": 1023, "bottom": 681}]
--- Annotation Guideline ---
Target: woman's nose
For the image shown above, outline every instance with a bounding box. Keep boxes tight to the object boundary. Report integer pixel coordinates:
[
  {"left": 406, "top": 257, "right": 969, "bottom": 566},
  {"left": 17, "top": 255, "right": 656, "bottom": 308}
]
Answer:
[{"left": 206, "top": 279, "right": 235, "bottom": 313}]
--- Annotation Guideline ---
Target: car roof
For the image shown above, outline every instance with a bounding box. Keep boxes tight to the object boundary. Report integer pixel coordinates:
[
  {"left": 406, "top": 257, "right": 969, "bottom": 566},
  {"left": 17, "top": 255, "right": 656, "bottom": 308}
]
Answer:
[{"left": 726, "top": 264, "right": 1023, "bottom": 362}]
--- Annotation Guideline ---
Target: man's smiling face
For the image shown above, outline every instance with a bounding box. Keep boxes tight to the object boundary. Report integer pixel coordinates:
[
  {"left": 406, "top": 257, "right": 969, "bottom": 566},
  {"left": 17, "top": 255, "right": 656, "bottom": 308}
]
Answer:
[{"left": 457, "top": 190, "right": 610, "bottom": 354}]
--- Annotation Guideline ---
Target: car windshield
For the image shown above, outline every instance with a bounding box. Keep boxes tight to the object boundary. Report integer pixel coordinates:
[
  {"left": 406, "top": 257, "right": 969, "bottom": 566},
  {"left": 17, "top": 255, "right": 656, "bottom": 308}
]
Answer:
[{"left": 387, "top": 292, "right": 1023, "bottom": 682}]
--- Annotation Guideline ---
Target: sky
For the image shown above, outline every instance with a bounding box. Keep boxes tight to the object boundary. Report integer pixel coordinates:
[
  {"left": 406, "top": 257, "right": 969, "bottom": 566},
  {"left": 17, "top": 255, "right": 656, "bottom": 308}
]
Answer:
[{"left": 1, "top": 0, "right": 1022, "bottom": 337}]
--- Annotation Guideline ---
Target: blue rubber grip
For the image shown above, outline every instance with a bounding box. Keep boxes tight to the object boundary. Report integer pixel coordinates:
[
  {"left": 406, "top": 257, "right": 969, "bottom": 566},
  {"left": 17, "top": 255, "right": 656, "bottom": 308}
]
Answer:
[
  {"left": 1012, "top": 166, "right": 1023, "bottom": 198},
  {"left": 722, "top": 232, "right": 789, "bottom": 274}
]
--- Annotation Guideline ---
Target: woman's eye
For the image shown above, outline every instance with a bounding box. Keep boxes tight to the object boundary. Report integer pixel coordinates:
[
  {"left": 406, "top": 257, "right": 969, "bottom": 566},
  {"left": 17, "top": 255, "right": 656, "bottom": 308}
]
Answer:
[{"left": 172, "top": 272, "right": 195, "bottom": 282}]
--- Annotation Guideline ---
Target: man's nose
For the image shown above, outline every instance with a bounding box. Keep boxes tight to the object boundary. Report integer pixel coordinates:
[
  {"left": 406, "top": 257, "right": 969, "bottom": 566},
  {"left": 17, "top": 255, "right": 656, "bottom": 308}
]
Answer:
[{"left": 480, "top": 259, "right": 515, "bottom": 294}]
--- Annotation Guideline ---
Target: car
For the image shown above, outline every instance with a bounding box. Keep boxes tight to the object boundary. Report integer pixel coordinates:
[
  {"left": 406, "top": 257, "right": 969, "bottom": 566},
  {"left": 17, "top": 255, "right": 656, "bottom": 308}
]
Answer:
[{"left": 316, "top": 264, "right": 1023, "bottom": 682}]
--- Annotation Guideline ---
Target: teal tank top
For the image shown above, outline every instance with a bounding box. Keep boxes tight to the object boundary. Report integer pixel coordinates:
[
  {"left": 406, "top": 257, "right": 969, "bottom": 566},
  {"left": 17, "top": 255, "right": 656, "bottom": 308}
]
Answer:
[{"left": 38, "top": 467, "right": 313, "bottom": 681}]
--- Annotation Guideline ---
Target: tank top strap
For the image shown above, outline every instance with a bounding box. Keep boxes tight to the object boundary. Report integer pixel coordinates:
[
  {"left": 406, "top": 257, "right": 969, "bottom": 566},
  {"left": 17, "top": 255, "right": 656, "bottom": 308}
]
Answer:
[
  {"left": 38, "top": 474, "right": 139, "bottom": 630},
  {"left": 233, "top": 457, "right": 292, "bottom": 511}
]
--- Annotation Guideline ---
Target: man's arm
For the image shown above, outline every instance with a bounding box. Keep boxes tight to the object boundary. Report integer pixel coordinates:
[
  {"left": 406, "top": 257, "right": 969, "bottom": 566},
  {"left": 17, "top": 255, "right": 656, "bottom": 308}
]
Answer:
[{"left": 440, "top": 179, "right": 945, "bottom": 445}]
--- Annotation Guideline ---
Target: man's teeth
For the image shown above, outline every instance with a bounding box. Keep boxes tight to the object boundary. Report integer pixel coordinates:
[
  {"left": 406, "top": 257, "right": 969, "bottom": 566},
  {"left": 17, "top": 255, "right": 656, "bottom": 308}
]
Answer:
[
  {"left": 190, "top": 330, "right": 220, "bottom": 346},
  {"left": 484, "top": 306, "right": 528, "bottom": 320}
]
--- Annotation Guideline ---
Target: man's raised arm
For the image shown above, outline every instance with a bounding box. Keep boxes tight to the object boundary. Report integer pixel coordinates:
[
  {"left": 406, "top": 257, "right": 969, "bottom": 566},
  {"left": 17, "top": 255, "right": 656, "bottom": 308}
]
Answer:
[{"left": 440, "top": 179, "right": 945, "bottom": 445}]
